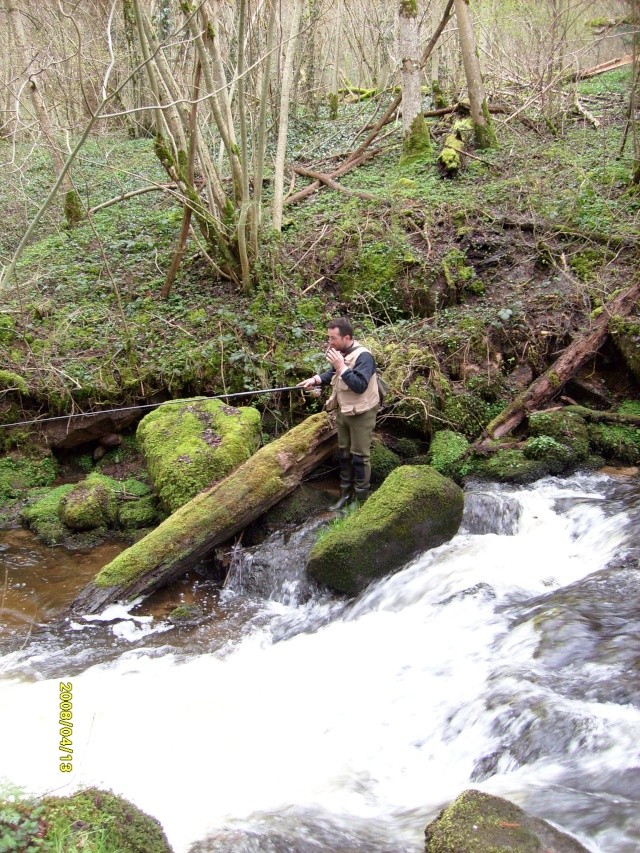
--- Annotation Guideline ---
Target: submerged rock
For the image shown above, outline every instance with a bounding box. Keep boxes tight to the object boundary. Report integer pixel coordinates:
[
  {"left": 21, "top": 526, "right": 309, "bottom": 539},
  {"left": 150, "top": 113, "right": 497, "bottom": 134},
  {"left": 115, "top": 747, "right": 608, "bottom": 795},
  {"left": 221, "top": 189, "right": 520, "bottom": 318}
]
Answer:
[
  {"left": 424, "top": 789, "right": 589, "bottom": 852},
  {"left": 306, "top": 465, "right": 463, "bottom": 595},
  {"left": 137, "top": 397, "right": 262, "bottom": 512}
]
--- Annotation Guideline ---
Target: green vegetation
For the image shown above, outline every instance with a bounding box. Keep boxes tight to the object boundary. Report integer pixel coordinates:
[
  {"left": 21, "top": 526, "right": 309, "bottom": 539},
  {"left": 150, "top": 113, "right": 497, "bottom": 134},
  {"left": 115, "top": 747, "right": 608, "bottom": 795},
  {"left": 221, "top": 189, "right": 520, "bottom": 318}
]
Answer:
[
  {"left": 0, "top": 787, "right": 172, "bottom": 853},
  {"left": 137, "top": 398, "right": 262, "bottom": 512}
]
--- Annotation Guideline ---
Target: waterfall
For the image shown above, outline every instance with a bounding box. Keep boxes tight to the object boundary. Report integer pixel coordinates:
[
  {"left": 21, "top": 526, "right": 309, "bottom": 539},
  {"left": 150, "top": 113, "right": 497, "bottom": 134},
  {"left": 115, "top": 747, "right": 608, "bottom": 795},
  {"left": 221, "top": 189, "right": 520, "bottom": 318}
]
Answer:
[{"left": 1, "top": 472, "right": 639, "bottom": 852}]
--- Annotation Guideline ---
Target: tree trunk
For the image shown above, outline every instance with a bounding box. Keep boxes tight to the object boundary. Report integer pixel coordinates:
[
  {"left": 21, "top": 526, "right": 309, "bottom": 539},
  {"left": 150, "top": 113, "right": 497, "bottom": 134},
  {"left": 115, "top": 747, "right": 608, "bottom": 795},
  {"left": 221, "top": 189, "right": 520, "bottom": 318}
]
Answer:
[
  {"left": 452, "top": 0, "right": 496, "bottom": 148},
  {"left": 272, "top": 0, "right": 304, "bottom": 232},
  {"left": 480, "top": 283, "right": 640, "bottom": 443},
  {"left": 70, "top": 413, "right": 337, "bottom": 614},
  {"left": 399, "top": 0, "right": 431, "bottom": 160},
  {"left": 5, "top": 0, "right": 82, "bottom": 226}
]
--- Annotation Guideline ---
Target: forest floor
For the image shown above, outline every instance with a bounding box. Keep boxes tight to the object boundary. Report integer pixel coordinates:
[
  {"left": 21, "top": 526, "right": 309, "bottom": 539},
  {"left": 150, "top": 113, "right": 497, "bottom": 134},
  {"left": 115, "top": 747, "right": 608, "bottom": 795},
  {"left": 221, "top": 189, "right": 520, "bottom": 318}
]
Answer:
[{"left": 0, "top": 66, "right": 638, "bottom": 450}]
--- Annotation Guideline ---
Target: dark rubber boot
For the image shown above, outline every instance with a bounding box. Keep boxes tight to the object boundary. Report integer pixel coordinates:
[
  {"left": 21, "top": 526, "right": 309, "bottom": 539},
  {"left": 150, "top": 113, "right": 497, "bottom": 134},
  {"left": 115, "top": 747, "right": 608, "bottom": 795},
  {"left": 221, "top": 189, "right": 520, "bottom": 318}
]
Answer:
[
  {"left": 353, "top": 486, "right": 370, "bottom": 504},
  {"left": 352, "top": 454, "right": 370, "bottom": 505},
  {"left": 329, "top": 486, "right": 352, "bottom": 511}
]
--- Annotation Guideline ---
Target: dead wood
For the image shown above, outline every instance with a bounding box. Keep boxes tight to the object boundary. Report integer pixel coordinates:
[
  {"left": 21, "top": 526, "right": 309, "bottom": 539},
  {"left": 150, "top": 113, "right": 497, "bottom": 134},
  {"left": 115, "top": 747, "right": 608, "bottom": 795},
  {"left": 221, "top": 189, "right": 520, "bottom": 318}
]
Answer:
[
  {"left": 478, "top": 282, "right": 640, "bottom": 444},
  {"left": 69, "top": 413, "right": 337, "bottom": 615}
]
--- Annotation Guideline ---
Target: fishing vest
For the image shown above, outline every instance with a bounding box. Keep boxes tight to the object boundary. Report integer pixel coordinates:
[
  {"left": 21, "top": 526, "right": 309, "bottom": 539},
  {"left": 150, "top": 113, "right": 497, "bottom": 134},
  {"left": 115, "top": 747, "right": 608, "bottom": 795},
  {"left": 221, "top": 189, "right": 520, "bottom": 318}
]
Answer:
[{"left": 326, "top": 343, "right": 380, "bottom": 416}]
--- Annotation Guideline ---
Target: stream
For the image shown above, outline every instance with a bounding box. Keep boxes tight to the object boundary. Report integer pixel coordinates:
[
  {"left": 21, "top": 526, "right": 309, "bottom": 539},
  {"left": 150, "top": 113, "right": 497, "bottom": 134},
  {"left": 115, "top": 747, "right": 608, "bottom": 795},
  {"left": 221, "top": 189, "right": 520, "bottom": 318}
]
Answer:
[{"left": 1, "top": 470, "right": 639, "bottom": 852}]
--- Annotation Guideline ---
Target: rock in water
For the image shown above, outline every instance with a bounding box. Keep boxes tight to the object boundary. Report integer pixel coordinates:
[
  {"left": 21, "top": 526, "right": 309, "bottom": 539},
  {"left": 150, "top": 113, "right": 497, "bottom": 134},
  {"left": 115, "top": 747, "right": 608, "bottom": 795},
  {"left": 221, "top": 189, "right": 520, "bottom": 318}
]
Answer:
[{"left": 306, "top": 465, "right": 463, "bottom": 595}]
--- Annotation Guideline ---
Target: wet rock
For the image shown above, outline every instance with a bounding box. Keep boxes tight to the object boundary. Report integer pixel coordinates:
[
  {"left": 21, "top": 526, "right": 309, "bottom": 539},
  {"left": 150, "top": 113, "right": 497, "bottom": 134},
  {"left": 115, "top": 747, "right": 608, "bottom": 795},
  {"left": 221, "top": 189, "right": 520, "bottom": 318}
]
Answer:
[
  {"left": 424, "top": 789, "right": 589, "bottom": 852},
  {"left": 38, "top": 409, "right": 141, "bottom": 449},
  {"left": 306, "top": 465, "right": 463, "bottom": 595},
  {"left": 59, "top": 473, "right": 118, "bottom": 532},
  {"left": 100, "top": 432, "right": 123, "bottom": 448},
  {"left": 168, "top": 603, "right": 205, "bottom": 626}
]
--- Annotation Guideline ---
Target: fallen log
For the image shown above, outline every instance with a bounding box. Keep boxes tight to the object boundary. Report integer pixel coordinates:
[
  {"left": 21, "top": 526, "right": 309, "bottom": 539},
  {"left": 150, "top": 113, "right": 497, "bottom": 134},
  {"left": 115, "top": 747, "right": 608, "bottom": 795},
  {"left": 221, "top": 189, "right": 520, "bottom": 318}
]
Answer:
[
  {"left": 479, "top": 283, "right": 640, "bottom": 443},
  {"left": 567, "top": 54, "right": 633, "bottom": 81},
  {"left": 70, "top": 412, "right": 337, "bottom": 615}
]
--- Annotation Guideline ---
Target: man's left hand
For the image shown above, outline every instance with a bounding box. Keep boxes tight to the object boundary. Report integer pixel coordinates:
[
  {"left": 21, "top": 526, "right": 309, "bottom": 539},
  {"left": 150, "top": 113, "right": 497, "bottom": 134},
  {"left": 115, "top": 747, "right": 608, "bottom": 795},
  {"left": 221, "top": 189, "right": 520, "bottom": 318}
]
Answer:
[{"left": 326, "top": 347, "right": 346, "bottom": 373}]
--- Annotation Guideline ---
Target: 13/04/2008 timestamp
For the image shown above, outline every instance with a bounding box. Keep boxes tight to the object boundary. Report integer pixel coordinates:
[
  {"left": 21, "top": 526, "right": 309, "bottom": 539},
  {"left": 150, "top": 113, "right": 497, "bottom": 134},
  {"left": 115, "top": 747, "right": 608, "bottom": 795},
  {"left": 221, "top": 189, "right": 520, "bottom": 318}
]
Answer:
[{"left": 59, "top": 682, "right": 73, "bottom": 772}]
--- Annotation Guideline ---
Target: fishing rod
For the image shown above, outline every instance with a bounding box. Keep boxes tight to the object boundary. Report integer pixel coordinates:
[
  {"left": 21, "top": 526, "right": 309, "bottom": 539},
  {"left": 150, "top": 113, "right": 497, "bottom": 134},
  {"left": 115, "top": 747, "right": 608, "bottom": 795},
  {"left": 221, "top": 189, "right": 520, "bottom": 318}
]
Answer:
[{"left": 0, "top": 385, "right": 315, "bottom": 430}]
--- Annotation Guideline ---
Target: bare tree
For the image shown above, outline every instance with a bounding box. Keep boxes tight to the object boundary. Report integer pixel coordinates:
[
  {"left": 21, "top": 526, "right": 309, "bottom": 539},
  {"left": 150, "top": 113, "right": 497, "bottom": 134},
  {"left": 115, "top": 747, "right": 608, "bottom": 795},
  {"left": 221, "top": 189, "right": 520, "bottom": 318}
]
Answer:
[
  {"left": 399, "top": 0, "right": 432, "bottom": 159},
  {"left": 453, "top": 0, "right": 496, "bottom": 147}
]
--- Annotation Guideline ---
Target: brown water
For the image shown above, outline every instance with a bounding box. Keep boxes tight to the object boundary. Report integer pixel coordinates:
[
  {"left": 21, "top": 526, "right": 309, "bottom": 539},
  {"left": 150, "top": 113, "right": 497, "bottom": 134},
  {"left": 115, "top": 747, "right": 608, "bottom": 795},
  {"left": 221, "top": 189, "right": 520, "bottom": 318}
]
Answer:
[{"left": 0, "top": 529, "right": 125, "bottom": 637}]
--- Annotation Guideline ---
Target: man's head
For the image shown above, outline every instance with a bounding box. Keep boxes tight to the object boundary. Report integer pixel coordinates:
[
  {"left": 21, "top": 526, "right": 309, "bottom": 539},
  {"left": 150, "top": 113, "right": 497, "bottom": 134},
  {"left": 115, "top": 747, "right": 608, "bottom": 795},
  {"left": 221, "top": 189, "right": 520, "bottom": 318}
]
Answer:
[{"left": 327, "top": 317, "right": 353, "bottom": 352}]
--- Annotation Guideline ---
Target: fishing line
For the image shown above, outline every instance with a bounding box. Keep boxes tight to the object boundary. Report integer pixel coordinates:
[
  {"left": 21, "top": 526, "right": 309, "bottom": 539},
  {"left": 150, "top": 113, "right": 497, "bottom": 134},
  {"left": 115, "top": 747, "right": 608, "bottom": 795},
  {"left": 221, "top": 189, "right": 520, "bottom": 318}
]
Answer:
[{"left": 0, "top": 385, "right": 312, "bottom": 429}]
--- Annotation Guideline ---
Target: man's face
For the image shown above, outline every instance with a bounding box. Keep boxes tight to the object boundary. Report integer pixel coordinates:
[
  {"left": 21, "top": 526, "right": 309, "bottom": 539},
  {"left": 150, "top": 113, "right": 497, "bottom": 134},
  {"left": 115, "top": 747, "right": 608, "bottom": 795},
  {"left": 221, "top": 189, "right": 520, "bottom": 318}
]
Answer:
[{"left": 327, "top": 327, "right": 352, "bottom": 353}]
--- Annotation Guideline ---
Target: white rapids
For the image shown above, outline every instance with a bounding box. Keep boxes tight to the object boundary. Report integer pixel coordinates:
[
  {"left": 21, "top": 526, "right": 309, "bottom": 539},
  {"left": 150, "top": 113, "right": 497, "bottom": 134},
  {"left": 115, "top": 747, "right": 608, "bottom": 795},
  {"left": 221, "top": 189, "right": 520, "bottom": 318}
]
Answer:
[{"left": 1, "top": 472, "right": 639, "bottom": 852}]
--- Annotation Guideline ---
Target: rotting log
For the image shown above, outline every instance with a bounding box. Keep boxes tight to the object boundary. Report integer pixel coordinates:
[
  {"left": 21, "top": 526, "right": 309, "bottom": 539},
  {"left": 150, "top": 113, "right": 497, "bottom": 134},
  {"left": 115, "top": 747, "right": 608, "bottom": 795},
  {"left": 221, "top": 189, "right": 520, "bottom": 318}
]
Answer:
[
  {"left": 479, "top": 283, "right": 640, "bottom": 444},
  {"left": 70, "top": 412, "right": 337, "bottom": 615}
]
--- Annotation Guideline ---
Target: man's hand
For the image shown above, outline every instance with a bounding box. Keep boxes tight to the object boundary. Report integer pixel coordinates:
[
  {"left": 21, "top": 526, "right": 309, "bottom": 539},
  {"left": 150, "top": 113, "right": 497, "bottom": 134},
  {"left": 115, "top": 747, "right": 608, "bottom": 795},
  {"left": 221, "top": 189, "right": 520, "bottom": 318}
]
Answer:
[
  {"left": 326, "top": 347, "right": 346, "bottom": 373},
  {"left": 297, "top": 376, "right": 320, "bottom": 389}
]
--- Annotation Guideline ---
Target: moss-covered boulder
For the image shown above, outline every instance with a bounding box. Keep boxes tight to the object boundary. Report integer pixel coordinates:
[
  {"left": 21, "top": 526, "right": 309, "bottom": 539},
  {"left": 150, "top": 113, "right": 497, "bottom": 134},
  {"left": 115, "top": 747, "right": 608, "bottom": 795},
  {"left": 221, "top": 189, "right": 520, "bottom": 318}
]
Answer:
[
  {"left": 137, "top": 398, "right": 262, "bottom": 512},
  {"left": 370, "top": 441, "right": 402, "bottom": 485},
  {"left": 463, "top": 448, "right": 552, "bottom": 484},
  {"left": 528, "top": 410, "right": 590, "bottom": 462},
  {"left": 306, "top": 465, "right": 463, "bottom": 595},
  {"left": 59, "top": 472, "right": 119, "bottom": 532},
  {"left": 588, "top": 421, "right": 640, "bottom": 464},
  {"left": 609, "top": 314, "right": 640, "bottom": 382},
  {"left": 0, "top": 787, "right": 173, "bottom": 853},
  {"left": 429, "top": 430, "right": 469, "bottom": 479},
  {"left": 424, "top": 789, "right": 589, "bottom": 852},
  {"left": 20, "top": 483, "right": 75, "bottom": 544}
]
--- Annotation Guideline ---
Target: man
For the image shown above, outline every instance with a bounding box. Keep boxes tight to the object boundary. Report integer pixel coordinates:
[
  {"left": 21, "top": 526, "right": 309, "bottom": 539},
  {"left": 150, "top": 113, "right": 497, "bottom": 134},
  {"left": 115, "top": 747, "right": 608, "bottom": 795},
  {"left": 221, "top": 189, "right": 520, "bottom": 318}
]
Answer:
[{"left": 299, "top": 317, "right": 379, "bottom": 509}]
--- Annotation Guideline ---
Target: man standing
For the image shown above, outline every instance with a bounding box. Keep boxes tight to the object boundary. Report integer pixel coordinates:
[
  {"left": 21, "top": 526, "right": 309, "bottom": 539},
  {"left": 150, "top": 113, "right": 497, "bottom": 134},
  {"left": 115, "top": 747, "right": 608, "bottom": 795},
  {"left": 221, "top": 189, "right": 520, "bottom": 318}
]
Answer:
[{"left": 299, "top": 317, "right": 379, "bottom": 509}]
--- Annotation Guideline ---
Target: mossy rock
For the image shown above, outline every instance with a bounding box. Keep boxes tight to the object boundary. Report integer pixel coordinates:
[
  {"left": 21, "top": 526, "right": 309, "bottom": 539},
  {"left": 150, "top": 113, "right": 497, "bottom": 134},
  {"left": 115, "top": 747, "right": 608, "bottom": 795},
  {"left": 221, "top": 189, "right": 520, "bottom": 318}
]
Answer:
[
  {"left": 523, "top": 434, "right": 579, "bottom": 474},
  {"left": 0, "top": 451, "right": 59, "bottom": 504},
  {"left": 587, "top": 422, "right": 640, "bottom": 465},
  {"left": 137, "top": 398, "right": 261, "bottom": 513},
  {"left": 395, "top": 437, "right": 421, "bottom": 459},
  {"left": 370, "top": 441, "right": 402, "bottom": 485},
  {"left": 306, "top": 465, "right": 463, "bottom": 595},
  {"left": 464, "top": 448, "right": 552, "bottom": 484},
  {"left": 168, "top": 603, "right": 205, "bottom": 625},
  {"left": 429, "top": 430, "right": 469, "bottom": 479},
  {"left": 0, "top": 786, "right": 173, "bottom": 853},
  {"left": 21, "top": 484, "right": 75, "bottom": 544},
  {"left": 443, "top": 392, "right": 492, "bottom": 441},
  {"left": 118, "top": 494, "right": 162, "bottom": 531},
  {"left": 528, "top": 410, "right": 590, "bottom": 461},
  {"left": 59, "top": 473, "right": 119, "bottom": 532},
  {"left": 609, "top": 315, "right": 640, "bottom": 382},
  {"left": 424, "top": 789, "right": 589, "bottom": 852}
]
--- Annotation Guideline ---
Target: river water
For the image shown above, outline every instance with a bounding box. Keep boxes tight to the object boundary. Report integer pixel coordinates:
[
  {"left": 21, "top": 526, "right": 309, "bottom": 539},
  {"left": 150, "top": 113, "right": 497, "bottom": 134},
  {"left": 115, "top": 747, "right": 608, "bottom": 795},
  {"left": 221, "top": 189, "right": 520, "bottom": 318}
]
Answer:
[{"left": 1, "top": 471, "right": 639, "bottom": 852}]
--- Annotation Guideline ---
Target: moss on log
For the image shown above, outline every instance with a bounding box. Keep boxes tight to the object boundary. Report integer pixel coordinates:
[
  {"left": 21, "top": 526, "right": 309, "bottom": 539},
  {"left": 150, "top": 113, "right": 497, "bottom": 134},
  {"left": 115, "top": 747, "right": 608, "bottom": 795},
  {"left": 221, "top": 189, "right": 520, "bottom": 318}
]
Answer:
[{"left": 70, "top": 413, "right": 337, "bottom": 614}]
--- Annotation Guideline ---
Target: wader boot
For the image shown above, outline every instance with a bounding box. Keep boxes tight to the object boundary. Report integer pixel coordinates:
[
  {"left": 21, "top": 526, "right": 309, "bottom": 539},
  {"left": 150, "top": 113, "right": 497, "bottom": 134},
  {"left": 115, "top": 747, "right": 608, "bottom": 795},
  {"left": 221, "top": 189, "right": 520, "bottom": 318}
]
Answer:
[
  {"left": 352, "top": 453, "right": 370, "bottom": 504},
  {"left": 329, "top": 451, "right": 354, "bottom": 511}
]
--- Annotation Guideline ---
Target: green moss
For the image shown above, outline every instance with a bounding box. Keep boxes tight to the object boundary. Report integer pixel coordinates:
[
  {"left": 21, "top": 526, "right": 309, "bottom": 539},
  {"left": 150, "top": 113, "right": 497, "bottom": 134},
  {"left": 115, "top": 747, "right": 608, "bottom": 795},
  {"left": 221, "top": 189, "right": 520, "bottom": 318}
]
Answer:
[
  {"left": 0, "top": 452, "right": 59, "bottom": 503},
  {"left": 464, "top": 448, "right": 551, "bottom": 484},
  {"left": 395, "top": 437, "right": 421, "bottom": 458},
  {"left": 59, "top": 472, "right": 120, "bottom": 532},
  {"left": 328, "top": 91, "right": 339, "bottom": 119},
  {"left": 21, "top": 484, "right": 74, "bottom": 544},
  {"left": 523, "top": 434, "right": 577, "bottom": 474},
  {"left": 425, "top": 789, "right": 558, "bottom": 852},
  {"left": 441, "top": 248, "right": 480, "bottom": 296},
  {"left": 118, "top": 494, "right": 161, "bottom": 531},
  {"left": 609, "top": 316, "right": 640, "bottom": 381},
  {"left": 370, "top": 441, "right": 401, "bottom": 485},
  {"left": 618, "top": 400, "right": 640, "bottom": 417},
  {"left": 93, "top": 413, "right": 331, "bottom": 589},
  {"left": 64, "top": 189, "right": 84, "bottom": 228},
  {"left": 137, "top": 398, "right": 262, "bottom": 512},
  {"left": 429, "top": 430, "right": 469, "bottom": 478},
  {"left": 399, "top": 0, "right": 417, "bottom": 14},
  {"left": 588, "top": 422, "right": 640, "bottom": 464},
  {"left": 528, "top": 410, "right": 590, "bottom": 461},
  {"left": 307, "top": 465, "right": 463, "bottom": 595},
  {"left": 0, "top": 369, "right": 28, "bottom": 395},
  {"left": 401, "top": 114, "right": 432, "bottom": 163},
  {"left": 443, "top": 392, "right": 492, "bottom": 440},
  {"left": 36, "top": 787, "right": 172, "bottom": 852}
]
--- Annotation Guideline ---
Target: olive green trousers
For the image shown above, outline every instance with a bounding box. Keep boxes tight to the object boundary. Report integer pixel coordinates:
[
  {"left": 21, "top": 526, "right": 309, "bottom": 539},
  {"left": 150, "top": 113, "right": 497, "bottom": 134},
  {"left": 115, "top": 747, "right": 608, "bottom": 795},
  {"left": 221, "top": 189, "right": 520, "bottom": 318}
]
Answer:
[{"left": 336, "top": 405, "right": 378, "bottom": 485}]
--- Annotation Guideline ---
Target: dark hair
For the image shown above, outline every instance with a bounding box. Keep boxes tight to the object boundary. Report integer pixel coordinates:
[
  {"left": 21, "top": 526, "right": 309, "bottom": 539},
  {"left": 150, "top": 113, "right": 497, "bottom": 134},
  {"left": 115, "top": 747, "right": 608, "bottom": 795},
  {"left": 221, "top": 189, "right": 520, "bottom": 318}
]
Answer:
[{"left": 327, "top": 316, "right": 353, "bottom": 338}]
